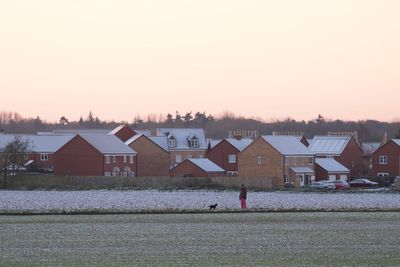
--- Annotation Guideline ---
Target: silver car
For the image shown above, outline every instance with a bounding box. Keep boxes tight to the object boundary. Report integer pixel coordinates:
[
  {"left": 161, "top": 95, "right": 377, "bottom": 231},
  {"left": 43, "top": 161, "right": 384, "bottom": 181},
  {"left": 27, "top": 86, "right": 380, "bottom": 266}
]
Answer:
[{"left": 309, "top": 181, "right": 336, "bottom": 190}]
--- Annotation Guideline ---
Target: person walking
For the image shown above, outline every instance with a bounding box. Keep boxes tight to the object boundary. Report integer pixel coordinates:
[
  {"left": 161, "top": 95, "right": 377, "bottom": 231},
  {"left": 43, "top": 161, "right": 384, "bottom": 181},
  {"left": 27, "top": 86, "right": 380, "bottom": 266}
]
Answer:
[{"left": 239, "top": 184, "right": 247, "bottom": 209}]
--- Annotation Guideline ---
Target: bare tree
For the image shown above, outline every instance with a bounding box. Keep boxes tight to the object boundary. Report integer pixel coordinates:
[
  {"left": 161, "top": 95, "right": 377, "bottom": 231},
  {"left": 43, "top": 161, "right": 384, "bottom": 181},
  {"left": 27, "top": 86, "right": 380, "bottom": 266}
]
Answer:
[{"left": 1, "top": 137, "right": 30, "bottom": 187}]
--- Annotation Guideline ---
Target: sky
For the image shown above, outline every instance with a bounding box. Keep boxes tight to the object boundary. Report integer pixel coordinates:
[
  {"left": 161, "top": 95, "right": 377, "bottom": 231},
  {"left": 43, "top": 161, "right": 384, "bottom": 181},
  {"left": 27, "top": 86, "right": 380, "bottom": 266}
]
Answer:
[{"left": 1, "top": 0, "right": 399, "bottom": 123}]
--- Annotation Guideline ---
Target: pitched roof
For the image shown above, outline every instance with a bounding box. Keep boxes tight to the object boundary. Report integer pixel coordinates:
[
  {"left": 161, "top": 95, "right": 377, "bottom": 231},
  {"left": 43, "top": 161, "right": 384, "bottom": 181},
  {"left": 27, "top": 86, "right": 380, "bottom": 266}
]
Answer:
[
  {"left": 52, "top": 129, "right": 112, "bottom": 135},
  {"left": 225, "top": 138, "right": 253, "bottom": 152},
  {"left": 148, "top": 136, "right": 169, "bottom": 152},
  {"left": 207, "top": 139, "right": 222, "bottom": 149},
  {"left": 156, "top": 128, "right": 207, "bottom": 150},
  {"left": 109, "top": 125, "right": 126, "bottom": 135},
  {"left": 361, "top": 142, "right": 381, "bottom": 156},
  {"left": 308, "top": 136, "right": 351, "bottom": 155},
  {"left": 0, "top": 134, "right": 74, "bottom": 153},
  {"left": 315, "top": 158, "right": 350, "bottom": 173},
  {"left": 261, "top": 136, "right": 313, "bottom": 155},
  {"left": 393, "top": 139, "right": 400, "bottom": 147},
  {"left": 79, "top": 134, "right": 136, "bottom": 154},
  {"left": 188, "top": 158, "right": 225, "bottom": 173}
]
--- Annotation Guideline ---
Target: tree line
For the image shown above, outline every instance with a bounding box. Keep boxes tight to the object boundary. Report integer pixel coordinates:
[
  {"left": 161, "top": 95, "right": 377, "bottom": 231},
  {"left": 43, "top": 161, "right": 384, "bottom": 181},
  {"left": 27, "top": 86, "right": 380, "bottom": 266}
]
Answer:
[{"left": 1, "top": 111, "right": 400, "bottom": 142}]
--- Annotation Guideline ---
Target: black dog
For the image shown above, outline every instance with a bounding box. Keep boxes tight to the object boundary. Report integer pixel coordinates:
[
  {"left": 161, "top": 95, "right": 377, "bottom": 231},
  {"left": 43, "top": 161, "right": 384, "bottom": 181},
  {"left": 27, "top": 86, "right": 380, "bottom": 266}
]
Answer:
[{"left": 209, "top": 203, "right": 218, "bottom": 210}]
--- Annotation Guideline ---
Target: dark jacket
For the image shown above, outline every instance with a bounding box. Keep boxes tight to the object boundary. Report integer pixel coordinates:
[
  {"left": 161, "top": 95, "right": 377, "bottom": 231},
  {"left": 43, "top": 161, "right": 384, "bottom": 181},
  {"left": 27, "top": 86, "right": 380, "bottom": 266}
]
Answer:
[{"left": 239, "top": 187, "right": 247, "bottom": 199}]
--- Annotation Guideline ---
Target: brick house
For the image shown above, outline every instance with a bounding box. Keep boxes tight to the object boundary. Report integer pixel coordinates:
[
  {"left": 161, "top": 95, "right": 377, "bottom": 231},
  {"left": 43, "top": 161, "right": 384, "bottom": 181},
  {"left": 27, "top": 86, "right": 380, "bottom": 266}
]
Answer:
[
  {"left": 361, "top": 142, "right": 380, "bottom": 175},
  {"left": 315, "top": 158, "right": 350, "bottom": 181},
  {"left": 0, "top": 134, "right": 73, "bottom": 172},
  {"left": 238, "top": 136, "right": 315, "bottom": 187},
  {"left": 109, "top": 125, "right": 138, "bottom": 143},
  {"left": 54, "top": 134, "right": 137, "bottom": 176},
  {"left": 206, "top": 138, "right": 253, "bottom": 176},
  {"left": 156, "top": 128, "right": 207, "bottom": 169},
  {"left": 125, "top": 134, "right": 170, "bottom": 176},
  {"left": 308, "top": 136, "right": 364, "bottom": 179},
  {"left": 369, "top": 139, "right": 400, "bottom": 177},
  {"left": 170, "top": 158, "right": 225, "bottom": 177}
]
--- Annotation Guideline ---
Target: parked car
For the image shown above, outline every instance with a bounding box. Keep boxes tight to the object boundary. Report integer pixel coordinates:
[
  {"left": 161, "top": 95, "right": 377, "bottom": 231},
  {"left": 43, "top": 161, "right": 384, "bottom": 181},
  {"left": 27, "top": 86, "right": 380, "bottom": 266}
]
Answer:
[
  {"left": 308, "top": 181, "right": 336, "bottom": 190},
  {"left": 349, "top": 179, "right": 378, "bottom": 188},
  {"left": 331, "top": 180, "right": 350, "bottom": 190}
]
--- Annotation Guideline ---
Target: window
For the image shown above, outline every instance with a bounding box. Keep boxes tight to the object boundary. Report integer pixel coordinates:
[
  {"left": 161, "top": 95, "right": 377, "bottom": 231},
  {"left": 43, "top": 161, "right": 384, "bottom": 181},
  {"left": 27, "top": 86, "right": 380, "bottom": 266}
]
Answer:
[
  {"left": 129, "top": 155, "right": 134, "bottom": 163},
  {"left": 168, "top": 137, "right": 177, "bottom": 148},
  {"left": 198, "top": 154, "right": 204, "bottom": 158},
  {"left": 104, "top": 172, "right": 111, "bottom": 176},
  {"left": 40, "top": 154, "right": 48, "bottom": 161},
  {"left": 227, "top": 171, "right": 238, "bottom": 176},
  {"left": 105, "top": 155, "right": 110, "bottom": 164},
  {"left": 284, "top": 157, "right": 288, "bottom": 165},
  {"left": 24, "top": 153, "right": 29, "bottom": 160},
  {"left": 284, "top": 174, "right": 289, "bottom": 183},
  {"left": 188, "top": 155, "right": 192, "bottom": 159},
  {"left": 112, "top": 167, "right": 120, "bottom": 176},
  {"left": 257, "top": 156, "right": 262, "bottom": 165},
  {"left": 113, "top": 155, "right": 116, "bottom": 163},
  {"left": 176, "top": 155, "right": 182, "bottom": 163},
  {"left": 123, "top": 155, "right": 127, "bottom": 163},
  {"left": 190, "top": 138, "right": 199, "bottom": 148},
  {"left": 308, "top": 157, "right": 314, "bottom": 164},
  {"left": 379, "top": 156, "right": 388, "bottom": 164},
  {"left": 377, "top": 173, "right": 389, "bottom": 177},
  {"left": 228, "top": 154, "right": 237, "bottom": 164}
]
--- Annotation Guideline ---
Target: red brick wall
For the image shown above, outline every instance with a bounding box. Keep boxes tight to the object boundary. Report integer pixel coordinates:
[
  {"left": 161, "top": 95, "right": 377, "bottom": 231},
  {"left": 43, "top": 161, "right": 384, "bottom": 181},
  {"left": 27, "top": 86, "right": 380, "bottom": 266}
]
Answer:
[
  {"left": 128, "top": 135, "right": 170, "bottom": 176},
  {"left": 335, "top": 138, "right": 364, "bottom": 178},
  {"left": 113, "top": 126, "right": 137, "bottom": 142},
  {"left": 238, "top": 137, "right": 284, "bottom": 186},
  {"left": 27, "top": 153, "right": 55, "bottom": 170},
  {"left": 170, "top": 160, "right": 222, "bottom": 177},
  {"left": 54, "top": 135, "right": 104, "bottom": 176},
  {"left": 315, "top": 164, "right": 329, "bottom": 180},
  {"left": 369, "top": 140, "right": 400, "bottom": 176},
  {"left": 103, "top": 154, "right": 137, "bottom": 175},
  {"left": 206, "top": 140, "right": 239, "bottom": 172}
]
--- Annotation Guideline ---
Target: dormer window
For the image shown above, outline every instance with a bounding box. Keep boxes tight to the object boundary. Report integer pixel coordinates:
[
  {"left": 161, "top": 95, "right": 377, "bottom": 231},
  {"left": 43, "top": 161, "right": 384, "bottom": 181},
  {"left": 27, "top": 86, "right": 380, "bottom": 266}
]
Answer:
[
  {"left": 168, "top": 137, "right": 177, "bottom": 148},
  {"left": 190, "top": 137, "right": 199, "bottom": 148}
]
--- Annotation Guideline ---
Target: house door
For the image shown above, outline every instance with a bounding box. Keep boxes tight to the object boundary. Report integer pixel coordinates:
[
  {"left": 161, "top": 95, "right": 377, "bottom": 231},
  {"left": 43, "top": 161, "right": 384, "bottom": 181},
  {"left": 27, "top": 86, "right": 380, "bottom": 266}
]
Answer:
[
  {"left": 339, "top": 174, "right": 348, "bottom": 181},
  {"left": 298, "top": 174, "right": 305, "bottom": 186},
  {"left": 328, "top": 174, "right": 336, "bottom": 181}
]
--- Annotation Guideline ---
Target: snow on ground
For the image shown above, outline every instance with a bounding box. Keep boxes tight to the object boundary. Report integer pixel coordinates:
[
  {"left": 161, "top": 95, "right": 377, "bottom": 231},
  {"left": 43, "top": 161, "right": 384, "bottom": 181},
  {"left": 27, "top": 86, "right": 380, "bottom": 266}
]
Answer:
[{"left": 1, "top": 190, "right": 400, "bottom": 211}]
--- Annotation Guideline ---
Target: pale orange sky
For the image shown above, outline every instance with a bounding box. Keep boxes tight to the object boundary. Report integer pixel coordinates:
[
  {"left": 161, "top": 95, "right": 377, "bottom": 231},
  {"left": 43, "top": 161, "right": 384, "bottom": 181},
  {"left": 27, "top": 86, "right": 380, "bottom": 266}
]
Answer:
[{"left": 1, "top": 0, "right": 399, "bottom": 122}]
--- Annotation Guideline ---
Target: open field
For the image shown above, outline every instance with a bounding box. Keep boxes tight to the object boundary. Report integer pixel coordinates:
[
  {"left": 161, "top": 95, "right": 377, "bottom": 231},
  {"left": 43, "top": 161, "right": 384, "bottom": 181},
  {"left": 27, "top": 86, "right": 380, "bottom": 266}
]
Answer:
[
  {"left": 1, "top": 212, "right": 400, "bottom": 266},
  {"left": 1, "top": 190, "right": 400, "bottom": 213}
]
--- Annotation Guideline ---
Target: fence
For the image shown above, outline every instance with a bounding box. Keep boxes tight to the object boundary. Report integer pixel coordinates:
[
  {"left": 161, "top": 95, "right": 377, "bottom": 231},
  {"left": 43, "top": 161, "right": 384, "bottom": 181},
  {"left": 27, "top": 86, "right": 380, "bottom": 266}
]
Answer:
[{"left": 0, "top": 174, "right": 278, "bottom": 190}]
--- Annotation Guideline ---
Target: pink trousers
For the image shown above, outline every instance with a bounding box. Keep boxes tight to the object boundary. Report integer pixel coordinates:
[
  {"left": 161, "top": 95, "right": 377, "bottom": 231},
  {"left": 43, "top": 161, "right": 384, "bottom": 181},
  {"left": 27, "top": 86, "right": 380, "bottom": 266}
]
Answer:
[{"left": 240, "top": 198, "right": 247, "bottom": 209}]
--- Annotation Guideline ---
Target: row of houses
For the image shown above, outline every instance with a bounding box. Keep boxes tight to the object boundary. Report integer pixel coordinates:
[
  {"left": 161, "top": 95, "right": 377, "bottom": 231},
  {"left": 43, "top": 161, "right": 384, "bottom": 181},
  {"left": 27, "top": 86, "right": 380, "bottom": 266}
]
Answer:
[{"left": 0, "top": 125, "right": 399, "bottom": 187}]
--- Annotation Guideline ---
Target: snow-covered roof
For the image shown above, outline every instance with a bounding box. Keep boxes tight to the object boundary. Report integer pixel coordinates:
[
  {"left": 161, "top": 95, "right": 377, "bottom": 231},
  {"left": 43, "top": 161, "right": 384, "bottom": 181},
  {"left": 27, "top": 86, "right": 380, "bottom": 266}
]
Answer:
[
  {"left": 109, "top": 125, "right": 126, "bottom": 135},
  {"left": 308, "top": 136, "right": 351, "bottom": 155},
  {"left": 262, "top": 136, "right": 313, "bottom": 155},
  {"left": 0, "top": 134, "right": 74, "bottom": 153},
  {"left": 290, "top": 167, "right": 314, "bottom": 173},
  {"left": 393, "top": 139, "right": 400, "bottom": 147},
  {"left": 52, "top": 129, "right": 112, "bottom": 135},
  {"left": 225, "top": 138, "right": 253, "bottom": 152},
  {"left": 156, "top": 128, "right": 207, "bottom": 150},
  {"left": 361, "top": 142, "right": 380, "bottom": 156},
  {"left": 148, "top": 136, "right": 169, "bottom": 152},
  {"left": 80, "top": 134, "right": 136, "bottom": 154},
  {"left": 125, "top": 134, "right": 169, "bottom": 152},
  {"left": 207, "top": 139, "right": 222, "bottom": 149},
  {"left": 188, "top": 158, "right": 225, "bottom": 173},
  {"left": 315, "top": 158, "right": 349, "bottom": 173}
]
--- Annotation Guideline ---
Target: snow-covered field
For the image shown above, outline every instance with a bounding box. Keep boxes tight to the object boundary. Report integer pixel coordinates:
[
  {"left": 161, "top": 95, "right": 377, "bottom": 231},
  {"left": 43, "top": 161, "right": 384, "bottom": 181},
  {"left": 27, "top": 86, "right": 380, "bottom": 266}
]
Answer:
[{"left": 1, "top": 190, "right": 400, "bottom": 211}]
